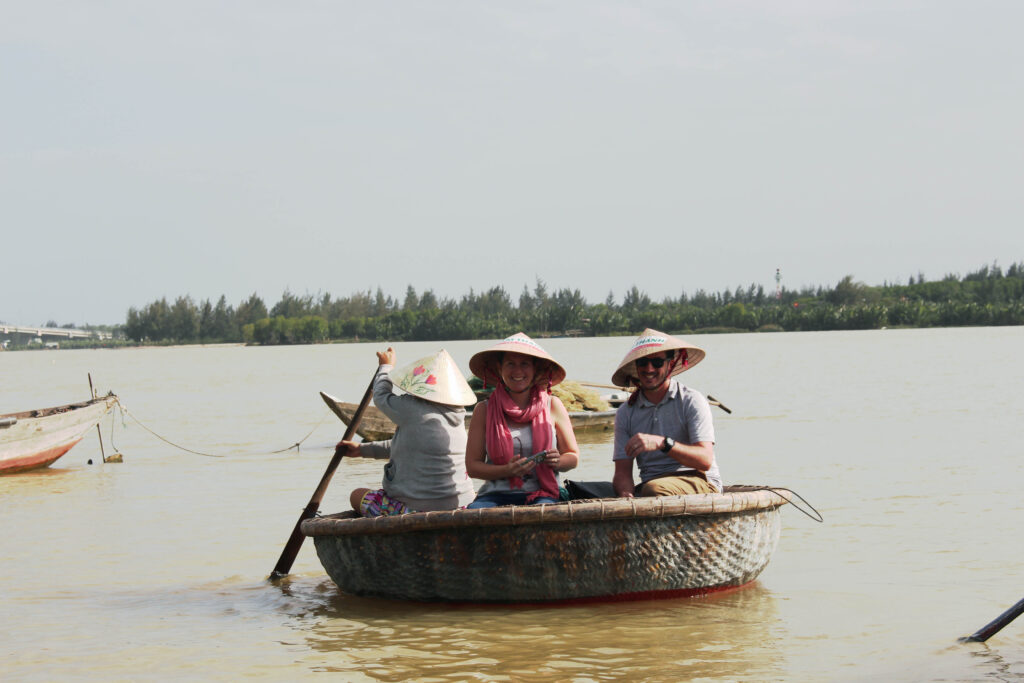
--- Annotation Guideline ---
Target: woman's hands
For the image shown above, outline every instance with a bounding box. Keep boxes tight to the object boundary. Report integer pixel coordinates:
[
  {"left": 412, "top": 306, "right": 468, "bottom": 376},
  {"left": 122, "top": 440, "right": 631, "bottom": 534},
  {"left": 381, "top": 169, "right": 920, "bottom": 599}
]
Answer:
[
  {"left": 505, "top": 456, "right": 537, "bottom": 478},
  {"left": 505, "top": 449, "right": 564, "bottom": 477},
  {"left": 542, "top": 448, "right": 562, "bottom": 470}
]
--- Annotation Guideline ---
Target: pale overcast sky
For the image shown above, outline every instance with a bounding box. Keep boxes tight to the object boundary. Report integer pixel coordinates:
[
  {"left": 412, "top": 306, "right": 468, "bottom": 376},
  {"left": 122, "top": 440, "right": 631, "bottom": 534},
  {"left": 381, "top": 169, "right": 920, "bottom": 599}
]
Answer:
[{"left": 3, "top": 1, "right": 1022, "bottom": 325}]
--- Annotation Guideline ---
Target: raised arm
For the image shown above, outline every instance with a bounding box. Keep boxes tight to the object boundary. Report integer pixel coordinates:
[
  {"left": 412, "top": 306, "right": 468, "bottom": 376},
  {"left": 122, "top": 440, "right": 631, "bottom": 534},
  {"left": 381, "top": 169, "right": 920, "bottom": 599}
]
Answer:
[{"left": 370, "top": 347, "right": 419, "bottom": 424}]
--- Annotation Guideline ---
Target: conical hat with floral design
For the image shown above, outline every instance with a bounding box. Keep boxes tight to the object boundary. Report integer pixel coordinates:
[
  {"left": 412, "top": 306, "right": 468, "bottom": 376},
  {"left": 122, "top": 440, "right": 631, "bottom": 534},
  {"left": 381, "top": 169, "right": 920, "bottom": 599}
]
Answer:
[
  {"left": 611, "top": 328, "right": 706, "bottom": 387},
  {"left": 469, "top": 332, "right": 567, "bottom": 388},
  {"left": 391, "top": 349, "right": 477, "bottom": 406}
]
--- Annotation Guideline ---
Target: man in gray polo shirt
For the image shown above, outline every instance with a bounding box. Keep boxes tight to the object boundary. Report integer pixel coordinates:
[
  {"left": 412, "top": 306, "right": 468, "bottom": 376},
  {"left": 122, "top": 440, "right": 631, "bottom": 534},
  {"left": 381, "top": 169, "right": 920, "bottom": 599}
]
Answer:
[{"left": 612, "top": 329, "right": 722, "bottom": 497}]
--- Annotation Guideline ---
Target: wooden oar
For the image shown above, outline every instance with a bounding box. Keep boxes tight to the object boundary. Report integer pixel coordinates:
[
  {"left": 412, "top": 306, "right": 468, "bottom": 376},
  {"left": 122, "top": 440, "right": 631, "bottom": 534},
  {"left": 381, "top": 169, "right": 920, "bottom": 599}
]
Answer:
[
  {"left": 269, "top": 374, "right": 376, "bottom": 580},
  {"left": 706, "top": 395, "right": 732, "bottom": 414},
  {"left": 578, "top": 381, "right": 732, "bottom": 414},
  {"left": 578, "top": 381, "right": 628, "bottom": 391},
  {"left": 960, "top": 597, "right": 1024, "bottom": 643}
]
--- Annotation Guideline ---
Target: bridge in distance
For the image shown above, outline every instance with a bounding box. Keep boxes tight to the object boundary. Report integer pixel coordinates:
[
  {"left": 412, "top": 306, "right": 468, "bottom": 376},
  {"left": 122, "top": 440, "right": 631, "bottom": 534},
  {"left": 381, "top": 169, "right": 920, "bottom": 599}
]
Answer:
[{"left": 1, "top": 324, "right": 112, "bottom": 347}]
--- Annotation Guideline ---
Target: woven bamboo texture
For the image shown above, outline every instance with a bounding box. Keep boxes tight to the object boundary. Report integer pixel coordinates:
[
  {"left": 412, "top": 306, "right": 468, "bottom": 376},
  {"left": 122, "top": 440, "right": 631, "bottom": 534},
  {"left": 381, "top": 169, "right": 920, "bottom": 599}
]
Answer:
[{"left": 303, "top": 487, "right": 788, "bottom": 602}]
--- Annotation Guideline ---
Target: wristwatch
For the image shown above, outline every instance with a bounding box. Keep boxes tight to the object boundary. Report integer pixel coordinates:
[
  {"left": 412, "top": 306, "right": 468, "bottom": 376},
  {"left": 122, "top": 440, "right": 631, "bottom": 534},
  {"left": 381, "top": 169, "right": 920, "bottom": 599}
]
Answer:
[{"left": 660, "top": 436, "right": 675, "bottom": 453}]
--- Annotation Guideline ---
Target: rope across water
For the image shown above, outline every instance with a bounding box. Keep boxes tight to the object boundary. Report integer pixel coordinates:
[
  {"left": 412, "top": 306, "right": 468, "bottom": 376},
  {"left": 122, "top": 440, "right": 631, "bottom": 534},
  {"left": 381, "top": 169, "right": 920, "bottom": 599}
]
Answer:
[
  {"left": 729, "top": 484, "right": 824, "bottom": 522},
  {"left": 109, "top": 399, "right": 332, "bottom": 458}
]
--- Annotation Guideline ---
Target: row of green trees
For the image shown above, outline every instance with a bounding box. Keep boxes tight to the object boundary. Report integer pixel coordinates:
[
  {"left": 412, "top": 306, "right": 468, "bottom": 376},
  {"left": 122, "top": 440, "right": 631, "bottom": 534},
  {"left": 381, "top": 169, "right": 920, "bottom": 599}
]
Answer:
[{"left": 121, "top": 262, "right": 1024, "bottom": 344}]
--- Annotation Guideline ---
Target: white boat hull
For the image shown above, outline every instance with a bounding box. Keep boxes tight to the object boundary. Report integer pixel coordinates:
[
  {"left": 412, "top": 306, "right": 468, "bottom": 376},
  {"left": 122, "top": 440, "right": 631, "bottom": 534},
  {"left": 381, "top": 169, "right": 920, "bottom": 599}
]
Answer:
[{"left": 0, "top": 395, "right": 118, "bottom": 474}]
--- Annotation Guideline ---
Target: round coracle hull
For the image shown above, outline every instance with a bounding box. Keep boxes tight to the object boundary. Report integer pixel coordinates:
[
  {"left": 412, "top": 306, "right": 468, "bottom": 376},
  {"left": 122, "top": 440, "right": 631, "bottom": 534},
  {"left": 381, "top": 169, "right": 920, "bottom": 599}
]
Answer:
[{"left": 302, "top": 487, "right": 787, "bottom": 603}]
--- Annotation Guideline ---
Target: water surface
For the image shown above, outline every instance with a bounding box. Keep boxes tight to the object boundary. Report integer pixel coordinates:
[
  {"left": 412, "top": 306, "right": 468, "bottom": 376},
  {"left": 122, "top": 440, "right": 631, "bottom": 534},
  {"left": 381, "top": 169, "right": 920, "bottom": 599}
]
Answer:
[{"left": 2, "top": 329, "right": 1022, "bottom": 680}]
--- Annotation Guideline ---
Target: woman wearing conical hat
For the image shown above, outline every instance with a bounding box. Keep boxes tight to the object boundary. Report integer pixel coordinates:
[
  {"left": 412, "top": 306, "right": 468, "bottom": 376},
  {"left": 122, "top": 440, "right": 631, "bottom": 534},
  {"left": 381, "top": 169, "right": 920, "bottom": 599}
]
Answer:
[
  {"left": 464, "top": 333, "right": 580, "bottom": 508},
  {"left": 337, "top": 347, "right": 478, "bottom": 516},
  {"left": 611, "top": 329, "right": 722, "bottom": 498}
]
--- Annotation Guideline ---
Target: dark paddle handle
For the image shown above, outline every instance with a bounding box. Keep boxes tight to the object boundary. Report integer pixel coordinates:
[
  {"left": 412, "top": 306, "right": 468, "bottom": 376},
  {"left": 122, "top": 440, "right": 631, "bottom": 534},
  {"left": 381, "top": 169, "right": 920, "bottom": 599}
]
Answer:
[
  {"left": 270, "top": 374, "right": 376, "bottom": 579},
  {"left": 961, "top": 596, "right": 1024, "bottom": 643},
  {"left": 707, "top": 395, "right": 732, "bottom": 414}
]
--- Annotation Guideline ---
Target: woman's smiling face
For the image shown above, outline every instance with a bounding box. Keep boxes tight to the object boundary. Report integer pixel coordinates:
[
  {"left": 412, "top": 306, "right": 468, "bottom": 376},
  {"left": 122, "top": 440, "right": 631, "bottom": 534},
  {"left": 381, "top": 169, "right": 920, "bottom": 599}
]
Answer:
[{"left": 499, "top": 352, "right": 536, "bottom": 393}]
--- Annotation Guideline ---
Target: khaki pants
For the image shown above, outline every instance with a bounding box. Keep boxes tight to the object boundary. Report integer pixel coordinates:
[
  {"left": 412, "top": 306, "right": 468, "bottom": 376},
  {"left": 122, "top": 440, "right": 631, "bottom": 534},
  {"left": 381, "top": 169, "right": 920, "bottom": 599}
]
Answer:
[{"left": 639, "top": 473, "right": 715, "bottom": 497}]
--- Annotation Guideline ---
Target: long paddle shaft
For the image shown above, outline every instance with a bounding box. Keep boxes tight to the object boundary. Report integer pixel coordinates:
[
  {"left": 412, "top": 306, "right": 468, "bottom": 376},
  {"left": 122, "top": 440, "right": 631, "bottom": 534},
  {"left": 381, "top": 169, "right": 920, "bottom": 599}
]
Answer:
[
  {"left": 270, "top": 374, "right": 376, "bottom": 579},
  {"left": 577, "top": 381, "right": 732, "bottom": 414},
  {"left": 961, "top": 596, "right": 1024, "bottom": 643}
]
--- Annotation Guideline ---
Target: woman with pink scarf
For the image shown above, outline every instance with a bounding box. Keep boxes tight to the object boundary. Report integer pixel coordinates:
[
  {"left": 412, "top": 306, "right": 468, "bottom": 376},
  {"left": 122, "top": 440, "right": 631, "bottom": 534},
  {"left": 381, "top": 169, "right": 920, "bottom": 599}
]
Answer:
[{"left": 465, "top": 333, "right": 580, "bottom": 508}]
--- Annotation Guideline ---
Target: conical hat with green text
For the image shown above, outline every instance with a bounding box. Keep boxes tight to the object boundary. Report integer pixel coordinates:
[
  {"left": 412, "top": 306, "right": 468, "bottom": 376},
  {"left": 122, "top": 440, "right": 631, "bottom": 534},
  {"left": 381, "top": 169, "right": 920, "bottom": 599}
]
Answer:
[{"left": 611, "top": 328, "right": 705, "bottom": 386}]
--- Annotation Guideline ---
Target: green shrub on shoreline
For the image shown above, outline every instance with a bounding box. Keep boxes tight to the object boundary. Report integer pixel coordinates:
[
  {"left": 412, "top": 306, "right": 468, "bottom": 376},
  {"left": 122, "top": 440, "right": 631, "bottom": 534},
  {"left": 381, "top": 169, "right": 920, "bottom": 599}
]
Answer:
[{"left": 14, "top": 261, "right": 1020, "bottom": 349}]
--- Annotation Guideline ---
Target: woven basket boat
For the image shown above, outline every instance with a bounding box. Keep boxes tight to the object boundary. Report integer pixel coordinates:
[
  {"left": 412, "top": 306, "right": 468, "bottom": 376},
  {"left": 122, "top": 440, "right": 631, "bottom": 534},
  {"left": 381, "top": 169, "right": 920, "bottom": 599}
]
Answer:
[{"left": 301, "top": 486, "right": 789, "bottom": 603}]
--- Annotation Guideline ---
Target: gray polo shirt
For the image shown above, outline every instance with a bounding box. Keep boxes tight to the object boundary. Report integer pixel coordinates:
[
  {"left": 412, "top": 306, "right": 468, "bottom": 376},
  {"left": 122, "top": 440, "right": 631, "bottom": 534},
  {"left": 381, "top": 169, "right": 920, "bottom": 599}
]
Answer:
[{"left": 612, "top": 378, "right": 721, "bottom": 492}]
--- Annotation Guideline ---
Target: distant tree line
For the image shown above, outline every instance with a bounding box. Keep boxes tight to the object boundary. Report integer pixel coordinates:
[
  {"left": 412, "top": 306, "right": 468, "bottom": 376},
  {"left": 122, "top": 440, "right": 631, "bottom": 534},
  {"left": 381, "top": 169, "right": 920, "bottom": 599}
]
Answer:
[{"left": 120, "top": 262, "right": 1024, "bottom": 345}]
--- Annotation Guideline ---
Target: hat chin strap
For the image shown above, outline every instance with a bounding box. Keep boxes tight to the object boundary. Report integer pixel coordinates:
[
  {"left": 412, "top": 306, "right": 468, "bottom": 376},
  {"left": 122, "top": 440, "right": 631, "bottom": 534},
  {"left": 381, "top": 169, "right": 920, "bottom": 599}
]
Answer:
[
  {"left": 627, "top": 377, "right": 642, "bottom": 405},
  {"left": 667, "top": 351, "right": 683, "bottom": 374}
]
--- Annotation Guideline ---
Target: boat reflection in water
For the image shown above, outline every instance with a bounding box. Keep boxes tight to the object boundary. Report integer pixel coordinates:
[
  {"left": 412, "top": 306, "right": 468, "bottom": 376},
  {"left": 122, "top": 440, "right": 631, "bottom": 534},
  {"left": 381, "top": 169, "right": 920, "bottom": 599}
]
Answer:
[{"left": 293, "top": 578, "right": 783, "bottom": 680}]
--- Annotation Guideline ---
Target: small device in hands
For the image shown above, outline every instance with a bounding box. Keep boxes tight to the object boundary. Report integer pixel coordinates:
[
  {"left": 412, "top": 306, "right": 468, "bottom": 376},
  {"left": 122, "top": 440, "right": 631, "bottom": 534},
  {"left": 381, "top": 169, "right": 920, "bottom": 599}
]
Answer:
[{"left": 526, "top": 450, "right": 547, "bottom": 465}]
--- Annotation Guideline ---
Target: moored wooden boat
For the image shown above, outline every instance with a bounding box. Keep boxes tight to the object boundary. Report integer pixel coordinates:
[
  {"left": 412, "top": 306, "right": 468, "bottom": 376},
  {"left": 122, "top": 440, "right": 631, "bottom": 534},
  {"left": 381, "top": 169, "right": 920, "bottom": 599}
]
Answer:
[
  {"left": 320, "top": 392, "right": 617, "bottom": 441},
  {"left": 0, "top": 393, "right": 119, "bottom": 474},
  {"left": 302, "top": 486, "right": 789, "bottom": 603}
]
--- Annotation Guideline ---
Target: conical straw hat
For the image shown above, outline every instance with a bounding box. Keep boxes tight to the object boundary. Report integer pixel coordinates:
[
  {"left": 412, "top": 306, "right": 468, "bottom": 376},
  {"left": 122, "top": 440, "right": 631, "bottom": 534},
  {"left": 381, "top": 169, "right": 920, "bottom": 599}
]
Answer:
[
  {"left": 611, "top": 328, "right": 706, "bottom": 387},
  {"left": 392, "top": 349, "right": 477, "bottom": 406},
  {"left": 469, "top": 332, "right": 567, "bottom": 388}
]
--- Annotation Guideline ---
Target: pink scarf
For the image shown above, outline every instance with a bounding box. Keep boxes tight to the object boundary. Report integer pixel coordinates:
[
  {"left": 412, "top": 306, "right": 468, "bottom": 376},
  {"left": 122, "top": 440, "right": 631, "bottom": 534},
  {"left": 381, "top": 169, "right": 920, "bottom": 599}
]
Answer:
[{"left": 485, "top": 384, "right": 559, "bottom": 503}]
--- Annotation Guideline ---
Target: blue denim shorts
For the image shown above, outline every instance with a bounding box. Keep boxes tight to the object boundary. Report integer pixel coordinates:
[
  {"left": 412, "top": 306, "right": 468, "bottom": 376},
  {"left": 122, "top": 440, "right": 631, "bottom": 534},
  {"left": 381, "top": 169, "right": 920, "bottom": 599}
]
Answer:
[{"left": 466, "top": 490, "right": 559, "bottom": 509}]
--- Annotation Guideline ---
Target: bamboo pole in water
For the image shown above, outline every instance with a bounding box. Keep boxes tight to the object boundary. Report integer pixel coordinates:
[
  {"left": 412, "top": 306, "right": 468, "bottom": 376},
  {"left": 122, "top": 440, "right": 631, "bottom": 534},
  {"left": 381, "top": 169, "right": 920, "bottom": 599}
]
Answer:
[
  {"left": 88, "top": 373, "right": 108, "bottom": 463},
  {"left": 960, "top": 597, "right": 1024, "bottom": 643}
]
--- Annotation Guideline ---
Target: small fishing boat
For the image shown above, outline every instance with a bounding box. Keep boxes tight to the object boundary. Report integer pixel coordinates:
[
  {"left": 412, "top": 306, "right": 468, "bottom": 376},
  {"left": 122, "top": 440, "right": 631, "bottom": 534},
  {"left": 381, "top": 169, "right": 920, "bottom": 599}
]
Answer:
[
  {"left": 0, "top": 393, "right": 119, "bottom": 474},
  {"left": 320, "top": 392, "right": 617, "bottom": 441},
  {"left": 301, "top": 486, "right": 789, "bottom": 603}
]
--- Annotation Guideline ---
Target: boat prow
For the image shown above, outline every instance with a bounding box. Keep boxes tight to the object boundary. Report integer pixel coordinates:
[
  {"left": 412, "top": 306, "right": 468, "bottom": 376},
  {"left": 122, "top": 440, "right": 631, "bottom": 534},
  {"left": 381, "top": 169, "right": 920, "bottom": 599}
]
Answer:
[
  {"left": 0, "top": 393, "right": 119, "bottom": 474},
  {"left": 320, "top": 391, "right": 617, "bottom": 441}
]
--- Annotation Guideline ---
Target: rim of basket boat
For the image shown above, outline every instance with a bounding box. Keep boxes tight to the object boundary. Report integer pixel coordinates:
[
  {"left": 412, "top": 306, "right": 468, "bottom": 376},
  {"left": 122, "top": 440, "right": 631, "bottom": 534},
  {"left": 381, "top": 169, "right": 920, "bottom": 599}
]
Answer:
[{"left": 302, "top": 486, "right": 791, "bottom": 537}]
